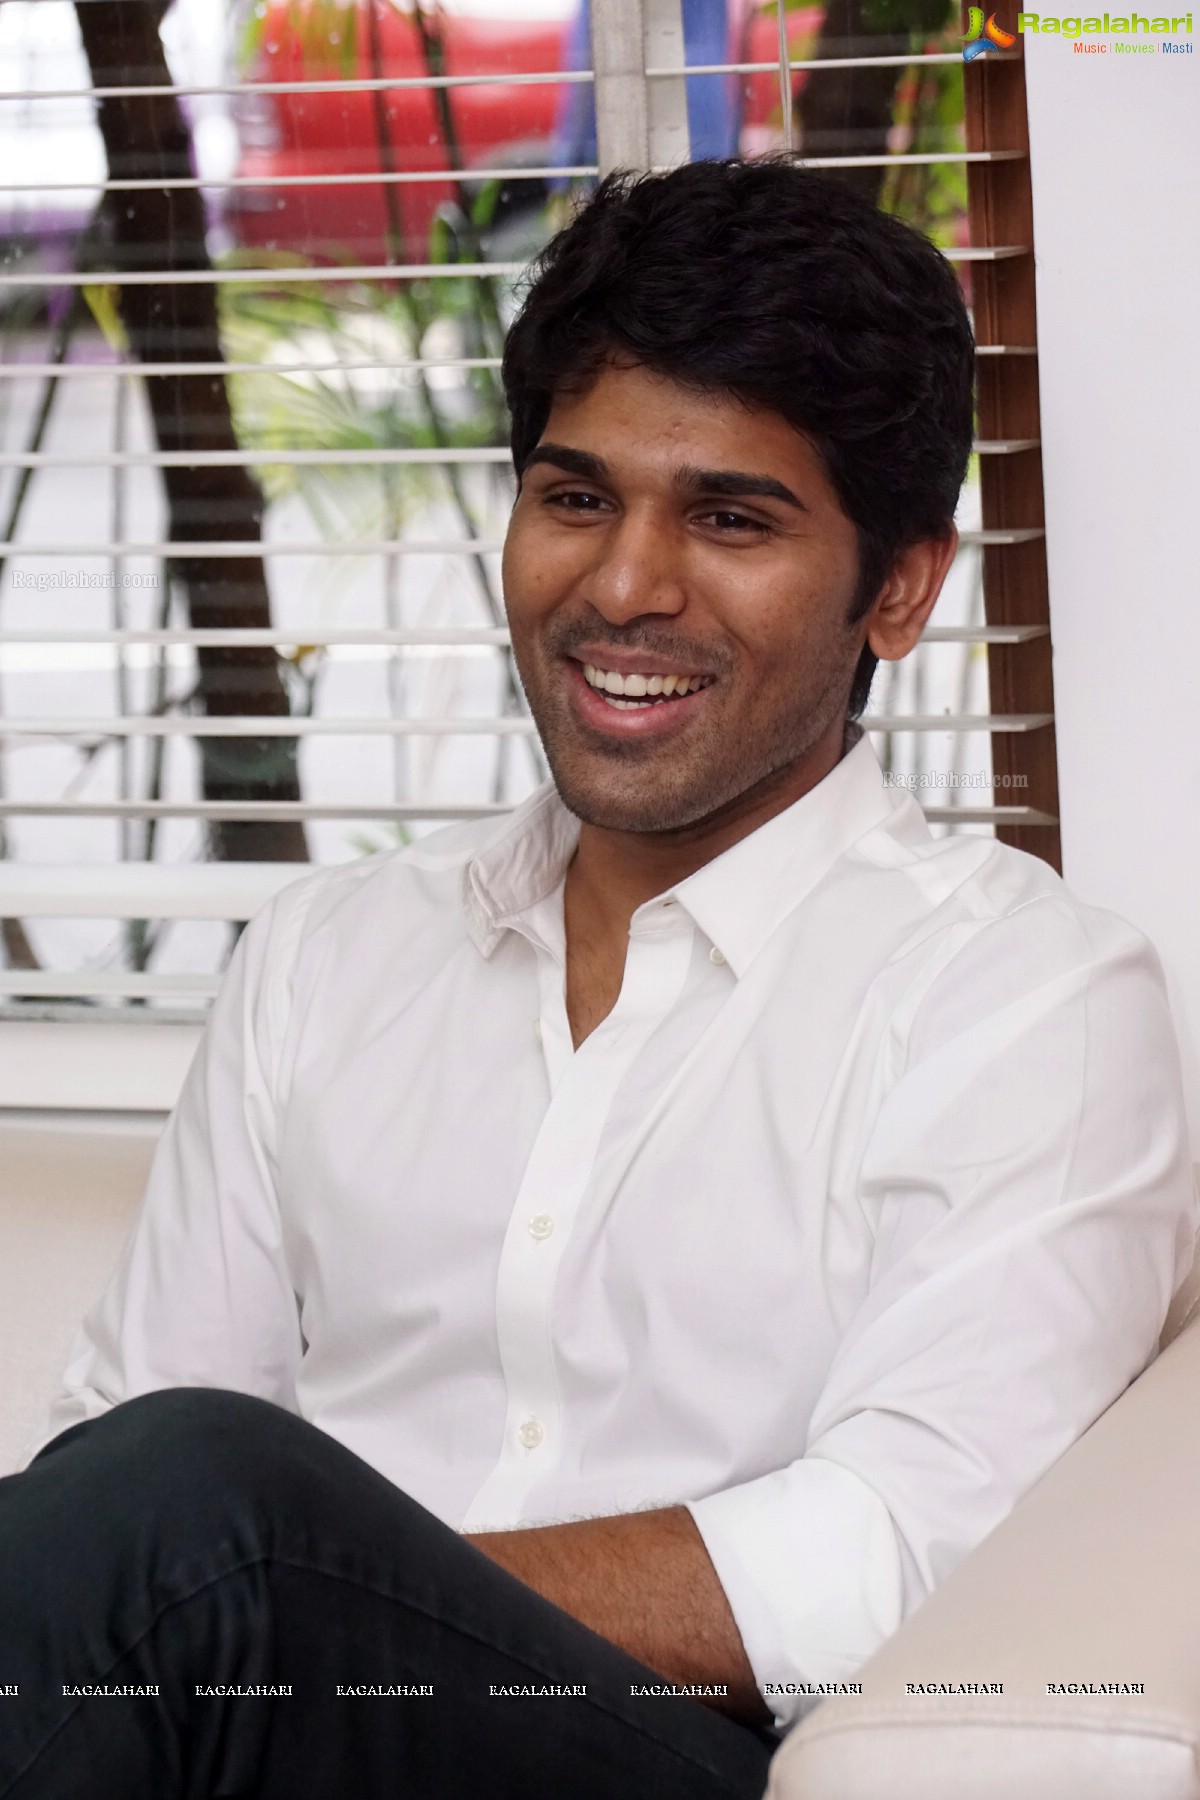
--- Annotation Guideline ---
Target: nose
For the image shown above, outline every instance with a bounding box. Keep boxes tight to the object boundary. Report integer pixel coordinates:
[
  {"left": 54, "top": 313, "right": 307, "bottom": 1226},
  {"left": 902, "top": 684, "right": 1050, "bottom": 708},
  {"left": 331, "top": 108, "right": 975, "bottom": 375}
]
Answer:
[{"left": 584, "top": 504, "right": 687, "bottom": 627}]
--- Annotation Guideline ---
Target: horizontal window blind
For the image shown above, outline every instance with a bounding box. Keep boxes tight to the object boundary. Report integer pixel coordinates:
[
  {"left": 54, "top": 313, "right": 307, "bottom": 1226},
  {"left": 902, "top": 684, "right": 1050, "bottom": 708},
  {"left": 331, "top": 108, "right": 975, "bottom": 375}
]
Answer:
[{"left": 0, "top": 0, "right": 1056, "bottom": 1105}]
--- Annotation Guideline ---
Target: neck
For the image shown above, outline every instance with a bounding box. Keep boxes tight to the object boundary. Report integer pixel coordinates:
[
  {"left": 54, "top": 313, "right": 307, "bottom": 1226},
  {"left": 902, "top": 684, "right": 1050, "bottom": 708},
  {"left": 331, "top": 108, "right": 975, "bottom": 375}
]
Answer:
[{"left": 566, "top": 715, "right": 851, "bottom": 936}]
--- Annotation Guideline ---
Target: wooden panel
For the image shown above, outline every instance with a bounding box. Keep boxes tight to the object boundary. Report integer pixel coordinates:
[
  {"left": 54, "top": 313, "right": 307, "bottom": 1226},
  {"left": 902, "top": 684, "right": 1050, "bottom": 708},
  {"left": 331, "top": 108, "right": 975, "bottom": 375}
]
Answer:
[{"left": 963, "top": 34, "right": 1062, "bottom": 871}]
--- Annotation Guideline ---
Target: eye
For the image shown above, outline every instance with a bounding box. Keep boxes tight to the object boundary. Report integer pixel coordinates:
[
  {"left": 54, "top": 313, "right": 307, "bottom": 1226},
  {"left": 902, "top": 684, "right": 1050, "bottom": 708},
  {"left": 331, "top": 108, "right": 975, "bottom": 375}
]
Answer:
[
  {"left": 698, "top": 509, "right": 773, "bottom": 536},
  {"left": 543, "top": 488, "right": 611, "bottom": 514}
]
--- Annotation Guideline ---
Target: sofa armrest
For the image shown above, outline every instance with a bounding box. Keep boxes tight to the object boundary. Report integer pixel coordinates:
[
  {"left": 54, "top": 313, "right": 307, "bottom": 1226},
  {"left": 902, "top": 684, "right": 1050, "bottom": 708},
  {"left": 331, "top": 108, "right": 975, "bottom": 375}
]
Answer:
[{"left": 766, "top": 1306, "right": 1200, "bottom": 1800}]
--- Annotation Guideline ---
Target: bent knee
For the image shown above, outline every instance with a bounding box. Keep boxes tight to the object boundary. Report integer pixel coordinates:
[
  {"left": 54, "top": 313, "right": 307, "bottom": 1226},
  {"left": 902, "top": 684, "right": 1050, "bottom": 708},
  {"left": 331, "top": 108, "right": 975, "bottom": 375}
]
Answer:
[
  {"left": 38, "top": 1388, "right": 314, "bottom": 1516},
  {"left": 21, "top": 1389, "right": 442, "bottom": 1596},
  {"left": 122, "top": 1386, "right": 316, "bottom": 1489},
  {"left": 101, "top": 1389, "right": 411, "bottom": 1538},
  {"left": 118, "top": 1384, "right": 295, "bottom": 1438}
]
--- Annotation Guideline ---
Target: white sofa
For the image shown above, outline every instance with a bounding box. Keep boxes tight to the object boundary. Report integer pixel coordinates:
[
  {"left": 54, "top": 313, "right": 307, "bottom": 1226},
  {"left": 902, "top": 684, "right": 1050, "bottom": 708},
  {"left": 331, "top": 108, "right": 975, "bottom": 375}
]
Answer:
[
  {"left": 769, "top": 1258, "right": 1200, "bottom": 1800},
  {"left": 0, "top": 1118, "right": 151, "bottom": 1472}
]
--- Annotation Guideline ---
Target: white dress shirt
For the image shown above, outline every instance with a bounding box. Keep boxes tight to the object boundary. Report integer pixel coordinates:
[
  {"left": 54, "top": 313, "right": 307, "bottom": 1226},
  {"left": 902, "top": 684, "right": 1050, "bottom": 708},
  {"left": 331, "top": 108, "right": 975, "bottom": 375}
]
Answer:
[{"left": 32, "top": 736, "right": 1196, "bottom": 1729}]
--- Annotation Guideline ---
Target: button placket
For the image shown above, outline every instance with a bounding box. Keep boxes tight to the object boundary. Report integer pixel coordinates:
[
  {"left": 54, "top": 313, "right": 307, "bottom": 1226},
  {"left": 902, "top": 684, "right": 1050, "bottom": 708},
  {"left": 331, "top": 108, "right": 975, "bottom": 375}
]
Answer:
[{"left": 460, "top": 918, "right": 695, "bottom": 1530}]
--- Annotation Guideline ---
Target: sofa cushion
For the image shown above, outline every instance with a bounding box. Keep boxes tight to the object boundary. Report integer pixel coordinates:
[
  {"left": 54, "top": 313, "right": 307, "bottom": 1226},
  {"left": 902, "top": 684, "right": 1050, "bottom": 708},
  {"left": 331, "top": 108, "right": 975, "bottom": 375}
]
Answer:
[{"left": 0, "top": 1120, "right": 155, "bottom": 1473}]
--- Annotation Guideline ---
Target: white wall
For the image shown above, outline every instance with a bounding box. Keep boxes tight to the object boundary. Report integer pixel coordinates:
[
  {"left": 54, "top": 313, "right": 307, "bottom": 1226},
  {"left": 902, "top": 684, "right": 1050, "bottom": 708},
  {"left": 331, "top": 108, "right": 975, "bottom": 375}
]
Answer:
[{"left": 1024, "top": 38, "right": 1200, "bottom": 1144}]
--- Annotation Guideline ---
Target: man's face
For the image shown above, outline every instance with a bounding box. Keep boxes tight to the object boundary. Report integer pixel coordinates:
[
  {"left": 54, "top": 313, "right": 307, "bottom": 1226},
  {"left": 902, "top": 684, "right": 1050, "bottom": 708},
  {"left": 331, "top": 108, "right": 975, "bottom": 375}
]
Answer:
[{"left": 503, "top": 361, "right": 868, "bottom": 834}]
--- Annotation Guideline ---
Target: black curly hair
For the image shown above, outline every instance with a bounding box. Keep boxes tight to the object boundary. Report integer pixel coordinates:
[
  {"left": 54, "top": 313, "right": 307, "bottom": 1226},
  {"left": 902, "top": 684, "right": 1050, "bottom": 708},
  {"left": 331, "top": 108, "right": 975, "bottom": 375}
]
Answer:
[{"left": 502, "top": 158, "right": 975, "bottom": 716}]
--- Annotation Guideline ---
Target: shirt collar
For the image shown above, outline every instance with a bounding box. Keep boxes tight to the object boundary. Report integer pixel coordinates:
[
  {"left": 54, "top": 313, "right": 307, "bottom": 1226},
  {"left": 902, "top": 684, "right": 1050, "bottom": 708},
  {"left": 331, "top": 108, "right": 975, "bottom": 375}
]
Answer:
[
  {"left": 463, "top": 731, "right": 919, "bottom": 975},
  {"left": 662, "top": 732, "right": 920, "bottom": 978},
  {"left": 463, "top": 784, "right": 580, "bottom": 957}
]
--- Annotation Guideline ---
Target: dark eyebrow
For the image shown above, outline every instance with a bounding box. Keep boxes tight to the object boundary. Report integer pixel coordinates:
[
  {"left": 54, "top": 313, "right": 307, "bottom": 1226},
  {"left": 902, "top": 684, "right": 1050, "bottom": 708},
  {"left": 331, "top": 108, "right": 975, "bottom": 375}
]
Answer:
[
  {"left": 520, "top": 444, "right": 808, "bottom": 514},
  {"left": 674, "top": 465, "right": 808, "bottom": 513},
  {"left": 520, "top": 445, "right": 610, "bottom": 483}
]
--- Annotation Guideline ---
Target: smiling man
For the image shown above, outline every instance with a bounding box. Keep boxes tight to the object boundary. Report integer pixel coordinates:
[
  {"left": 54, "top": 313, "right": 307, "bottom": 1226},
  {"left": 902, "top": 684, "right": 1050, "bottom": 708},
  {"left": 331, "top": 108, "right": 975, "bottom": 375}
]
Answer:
[
  {"left": 0, "top": 160, "right": 1194, "bottom": 1800},
  {"left": 502, "top": 357, "right": 953, "bottom": 1042}
]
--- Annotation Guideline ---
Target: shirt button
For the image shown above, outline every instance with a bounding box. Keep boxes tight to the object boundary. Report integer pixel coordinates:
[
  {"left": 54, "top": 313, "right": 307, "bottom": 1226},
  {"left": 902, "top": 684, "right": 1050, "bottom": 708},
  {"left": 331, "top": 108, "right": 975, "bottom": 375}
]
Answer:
[
  {"left": 709, "top": 945, "right": 726, "bottom": 966},
  {"left": 517, "top": 1418, "right": 544, "bottom": 1450},
  {"left": 528, "top": 1214, "right": 555, "bottom": 1241}
]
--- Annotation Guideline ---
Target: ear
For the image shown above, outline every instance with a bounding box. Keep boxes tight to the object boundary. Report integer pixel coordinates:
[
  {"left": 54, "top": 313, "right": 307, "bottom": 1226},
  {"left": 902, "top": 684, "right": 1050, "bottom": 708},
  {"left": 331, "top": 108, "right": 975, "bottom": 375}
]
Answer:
[{"left": 863, "top": 528, "right": 959, "bottom": 664}]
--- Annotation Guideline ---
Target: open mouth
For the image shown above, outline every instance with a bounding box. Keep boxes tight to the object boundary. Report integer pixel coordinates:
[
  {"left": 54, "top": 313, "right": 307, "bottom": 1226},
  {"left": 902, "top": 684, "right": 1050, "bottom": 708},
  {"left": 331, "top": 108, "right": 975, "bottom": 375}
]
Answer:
[{"left": 580, "top": 662, "right": 715, "bottom": 712}]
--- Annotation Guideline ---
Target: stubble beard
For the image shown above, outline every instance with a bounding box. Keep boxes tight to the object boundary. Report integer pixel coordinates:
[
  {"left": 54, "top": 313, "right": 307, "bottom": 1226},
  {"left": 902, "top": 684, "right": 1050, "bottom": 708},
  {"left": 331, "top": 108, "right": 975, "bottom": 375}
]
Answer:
[{"left": 519, "top": 648, "right": 849, "bottom": 836}]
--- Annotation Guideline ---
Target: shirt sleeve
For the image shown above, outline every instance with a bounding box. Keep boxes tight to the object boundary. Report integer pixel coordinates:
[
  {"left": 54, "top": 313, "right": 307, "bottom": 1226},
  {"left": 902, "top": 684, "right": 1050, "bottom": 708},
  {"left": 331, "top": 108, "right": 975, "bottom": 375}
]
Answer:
[
  {"left": 21, "top": 887, "right": 309, "bottom": 1467},
  {"left": 687, "top": 896, "right": 1198, "bottom": 1731}
]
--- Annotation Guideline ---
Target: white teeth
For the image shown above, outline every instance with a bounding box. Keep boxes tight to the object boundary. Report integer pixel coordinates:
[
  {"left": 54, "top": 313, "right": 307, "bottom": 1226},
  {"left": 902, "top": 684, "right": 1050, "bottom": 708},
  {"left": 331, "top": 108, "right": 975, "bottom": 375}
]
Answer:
[{"left": 582, "top": 664, "right": 712, "bottom": 701}]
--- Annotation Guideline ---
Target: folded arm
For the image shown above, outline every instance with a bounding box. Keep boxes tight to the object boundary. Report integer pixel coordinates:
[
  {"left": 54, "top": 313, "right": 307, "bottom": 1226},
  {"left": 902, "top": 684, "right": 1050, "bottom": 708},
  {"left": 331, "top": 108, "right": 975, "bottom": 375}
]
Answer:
[
  {"left": 468, "top": 1506, "right": 768, "bottom": 1722},
  {"left": 483, "top": 903, "right": 1197, "bottom": 1735},
  {"left": 687, "top": 901, "right": 1197, "bottom": 1729}
]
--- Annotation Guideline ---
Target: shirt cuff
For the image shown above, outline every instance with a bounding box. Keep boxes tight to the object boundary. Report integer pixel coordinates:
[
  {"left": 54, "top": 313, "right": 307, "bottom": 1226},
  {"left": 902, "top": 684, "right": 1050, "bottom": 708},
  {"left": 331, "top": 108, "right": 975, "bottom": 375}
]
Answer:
[{"left": 687, "top": 1455, "right": 906, "bottom": 1731}]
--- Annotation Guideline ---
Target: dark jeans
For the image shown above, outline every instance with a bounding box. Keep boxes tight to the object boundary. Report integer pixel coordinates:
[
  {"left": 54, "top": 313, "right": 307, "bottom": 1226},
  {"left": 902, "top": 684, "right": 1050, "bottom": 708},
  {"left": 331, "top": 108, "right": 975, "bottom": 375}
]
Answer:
[{"left": 0, "top": 1390, "right": 777, "bottom": 1799}]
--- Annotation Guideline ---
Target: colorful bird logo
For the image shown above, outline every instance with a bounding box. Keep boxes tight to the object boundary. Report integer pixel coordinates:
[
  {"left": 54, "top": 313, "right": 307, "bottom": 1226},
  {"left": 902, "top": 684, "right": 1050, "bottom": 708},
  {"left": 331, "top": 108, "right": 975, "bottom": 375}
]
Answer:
[{"left": 963, "top": 8, "right": 1017, "bottom": 56}]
